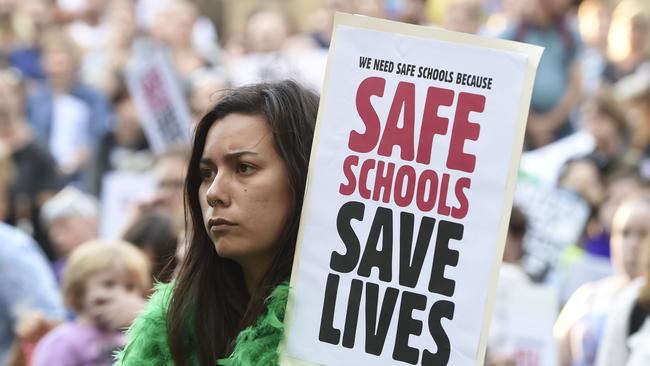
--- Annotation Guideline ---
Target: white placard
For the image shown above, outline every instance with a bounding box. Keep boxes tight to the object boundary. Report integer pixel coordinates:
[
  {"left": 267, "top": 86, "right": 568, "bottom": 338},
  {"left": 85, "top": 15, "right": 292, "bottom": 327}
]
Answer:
[
  {"left": 125, "top": 45, "right": 192, "bottom": 154},
  {"left": 507, "top": 285, "right": 558, "bottom": 366},
  {"left": 99, "top": 171, "right": 156, "bottom": 239},
  {"left": 514, "top": 175, "right": 591, "bottom": 279},
  {"left": 283, "top": 13, "right": 542, "bottom": 366}
]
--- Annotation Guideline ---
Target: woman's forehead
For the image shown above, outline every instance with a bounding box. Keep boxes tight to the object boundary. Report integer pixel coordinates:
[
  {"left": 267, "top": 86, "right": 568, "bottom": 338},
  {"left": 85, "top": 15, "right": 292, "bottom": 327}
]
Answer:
[{"left": 203, "top": 114, "right": 273, "bottom": 156}]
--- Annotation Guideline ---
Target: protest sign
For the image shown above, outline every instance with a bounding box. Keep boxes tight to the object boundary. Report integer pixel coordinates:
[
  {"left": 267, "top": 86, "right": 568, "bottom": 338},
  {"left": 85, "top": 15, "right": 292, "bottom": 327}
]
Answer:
[
  {"left": 125, "top": 44, "right": 192, "bottom": 154},
  {"left": 282, "top": 13, "right": 542, "bottom": 366},
  {"left": 514, "top": 174, "right": 591, "bottom": 280},
  {"left": 99, "top": 171, "right": 156, "bottom": 239},
  {"left": 505, "top": 285, "right": 558, "bottom": 366}
]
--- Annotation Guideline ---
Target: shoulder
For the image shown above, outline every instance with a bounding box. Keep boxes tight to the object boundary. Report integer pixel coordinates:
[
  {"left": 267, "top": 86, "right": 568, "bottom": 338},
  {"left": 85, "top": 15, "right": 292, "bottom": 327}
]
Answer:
[
  {"left": 115, "top": 282, "right": 175, "bottom": 365},
  {"left": 32, "top": 323, "right": 79, "bottom": 365},
  {"left": 0, "top": 222, "right": 35, "bottom": 253},
  {"left": 0, "top": 223, "right": 52, "bottom": 278},
  {"left": 0, "top": 224, "right": 63, "bottom": 317}
]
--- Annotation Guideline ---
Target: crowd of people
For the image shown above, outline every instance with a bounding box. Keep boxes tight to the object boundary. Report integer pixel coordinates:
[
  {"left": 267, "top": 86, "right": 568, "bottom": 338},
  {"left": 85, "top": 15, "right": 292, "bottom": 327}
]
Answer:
[{"left": 1, "top": 0, "right": 650, "bottom": 365}]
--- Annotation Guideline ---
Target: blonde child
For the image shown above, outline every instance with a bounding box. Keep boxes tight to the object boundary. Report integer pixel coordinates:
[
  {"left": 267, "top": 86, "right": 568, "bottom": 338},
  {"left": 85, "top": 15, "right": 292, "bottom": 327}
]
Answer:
[{"left": 32, "top": 240, "right": 151, "bottom": 366}]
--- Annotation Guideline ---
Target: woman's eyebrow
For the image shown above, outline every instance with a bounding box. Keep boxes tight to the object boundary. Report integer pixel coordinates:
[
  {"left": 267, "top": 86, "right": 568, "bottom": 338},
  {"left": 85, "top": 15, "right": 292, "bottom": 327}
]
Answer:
[
  {"left": 199, "top": 157, "right": 216, "bottom": 168},
  {"left": 223, "top": 150, "right": 258, "bottom": 163},
  {"left": 200, "top": 151, "right": 258, "bottom": 167}
]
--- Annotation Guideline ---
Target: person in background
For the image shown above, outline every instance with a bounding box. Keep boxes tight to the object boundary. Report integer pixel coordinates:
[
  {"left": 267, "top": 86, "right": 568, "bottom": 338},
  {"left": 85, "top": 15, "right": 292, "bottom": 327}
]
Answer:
[
  {"left": 351, "top": 0, "right": 386, "bottom": 19},
  {"left": 577, "top": 0, "right": 613, "bottom": 98},
  {"left": 0, "top": 0, "right": 35, "bottom": 60},
  {"left": 581, "top": 95, "right": 639, "bottom": 182},
  {"left": 40, "top": 186, "right": 99, "bottom": 283},
  {"left": 188, "top": 69, "right": 230, "bottom": 126},
  {"left": 64, "top": 0, "right": 111, "bottom": 54},
  {"left": 482, "top": 0, "right": 525, "bottom": 37},
  {"left": 500, "top": 0, "right": 582, "bottom": 149},
  {"left": 555, "top": 193, "right": 650, "bottom": 366},
  {"left": 596, "top": 234, "right": 650, "bottom": 366},
  {"left": 122, "top": 209, "right": 179, "bottom": 283},
  {"left": 487, "top": 205, "right": 533, "bottom": 365},
  {"left": 242, "top": 7, "right": 292, "bottom": 54},
  {"left": 26, "top": 30, "right": 112, "bottom": 182},
  {"left": 397, "top": 0, "right": 429, "bottom": 26},
  {"left": 594, "top": 171, "right": 647, "bottom": 259},
  {"left": 303, "top": 0, "right": 354, "bottom": 49},
  {"left": 150, "top": 0, "right": 213, "bottom": 82},
  {"left": 0, "top": 0, "right": 56, "bottom": 85},
  {"left": 601, "top": 0, "right": 650, "bottom": 88},
  {"left": 32, "top": 240, "right": 150, "bottom": 366},
  {"left": 556, "top": 171, "right": 646, "bottom": 303},
  {"left": 138, "top": 145, "right": 190, "bottom": 231},
  {"left": 613, "top": 67, "right": 650, "bottom": 178},
  {"left": 0, "top": 69, "right": 62, "bottom": 259},
  {"left": 85, "top": 84, "right": 152, "bottom": 198},
  {"left": 0, "top": 222, "right": 64, "bottom": 365},
  {"left": 442, "top": 0, "right": 483, "bottom": 35},
  {"left": 79, "top": 0, "right": 139, "bottom": 97}
]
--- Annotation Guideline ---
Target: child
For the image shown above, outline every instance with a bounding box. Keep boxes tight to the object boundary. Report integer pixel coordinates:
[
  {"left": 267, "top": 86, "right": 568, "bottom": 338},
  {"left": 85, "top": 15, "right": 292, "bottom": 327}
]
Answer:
[{"left": 32, "top": 240, "right": 151, "bottom": 366}]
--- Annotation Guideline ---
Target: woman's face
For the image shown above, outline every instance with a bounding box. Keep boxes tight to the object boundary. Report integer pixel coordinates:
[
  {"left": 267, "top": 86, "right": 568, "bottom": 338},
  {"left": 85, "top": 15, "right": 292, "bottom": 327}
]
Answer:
[
  {"left": 198, "top": 113, "right": 292, "bottom": 269},
  {"left": 611, "top": 201, "right": 650, "bottom": 278}
]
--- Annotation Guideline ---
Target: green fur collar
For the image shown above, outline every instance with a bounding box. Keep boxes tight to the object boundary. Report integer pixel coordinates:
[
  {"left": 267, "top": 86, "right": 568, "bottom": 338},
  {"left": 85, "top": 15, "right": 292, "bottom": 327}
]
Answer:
[
  {"left": 219, "top": 281, "right": 289, "bottom": 366},
  {"left": 115, "top": 281, "right": 290, "bottom": 366}
]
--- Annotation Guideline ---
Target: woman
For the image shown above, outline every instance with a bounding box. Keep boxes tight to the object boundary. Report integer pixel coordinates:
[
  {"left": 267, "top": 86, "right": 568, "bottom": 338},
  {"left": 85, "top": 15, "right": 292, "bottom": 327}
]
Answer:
[
  {"left": 116, "top": 80, "right": 319, "bottom": 365},
  {"left": 596, "top": 233, "right": 650, "bottom": 366},
  {"left": 555, "top": 193, "right": 650, "bottom": 366}
]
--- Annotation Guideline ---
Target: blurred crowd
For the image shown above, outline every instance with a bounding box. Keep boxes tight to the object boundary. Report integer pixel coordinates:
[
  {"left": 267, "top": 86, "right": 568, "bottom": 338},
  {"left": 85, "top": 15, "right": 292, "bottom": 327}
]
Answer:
[{"left": 1, "top": 0, "right": 650, "bottom": 365}]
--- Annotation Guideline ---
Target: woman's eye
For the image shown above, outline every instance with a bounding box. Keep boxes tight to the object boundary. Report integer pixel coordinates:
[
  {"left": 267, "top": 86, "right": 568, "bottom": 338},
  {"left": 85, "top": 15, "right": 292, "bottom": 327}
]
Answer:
[
  {"left": 103, "top": 280, "right": 115, "bottom": 288},
  {"left": 237, "top": 163, "right": 255, "bottom": 175},
  {"left": 200, "top": 168, "right": 214, "bottom": 181}
]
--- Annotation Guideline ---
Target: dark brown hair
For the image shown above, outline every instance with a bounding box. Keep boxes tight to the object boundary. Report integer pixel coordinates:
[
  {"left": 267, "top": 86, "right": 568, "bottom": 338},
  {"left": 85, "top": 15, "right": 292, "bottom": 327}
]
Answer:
[
  {"left": 167, "top": 80, "right": 319, "bottom": 365},
  {"left": 122, "top": 209, "right": 179, "bottom": 283}
]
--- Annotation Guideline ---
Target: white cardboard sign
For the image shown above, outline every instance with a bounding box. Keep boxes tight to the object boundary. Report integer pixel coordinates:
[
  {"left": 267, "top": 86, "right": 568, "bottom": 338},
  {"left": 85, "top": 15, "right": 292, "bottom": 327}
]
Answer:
[{"left": 283, "top": 13, "right": 542, "bottom": 366}]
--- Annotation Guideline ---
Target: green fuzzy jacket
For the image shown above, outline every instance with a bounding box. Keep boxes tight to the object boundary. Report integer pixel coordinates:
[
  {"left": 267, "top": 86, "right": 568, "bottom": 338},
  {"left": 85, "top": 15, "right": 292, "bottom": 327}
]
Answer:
[{"left": 114, "top": 281, "right": 289, "bottom": 366}]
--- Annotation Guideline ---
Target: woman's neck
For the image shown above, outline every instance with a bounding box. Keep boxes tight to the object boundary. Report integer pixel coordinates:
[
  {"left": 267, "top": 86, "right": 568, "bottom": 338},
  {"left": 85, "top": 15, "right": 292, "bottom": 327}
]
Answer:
[{"left": 241, "top": 256, "right": 273, "bottom": 296}]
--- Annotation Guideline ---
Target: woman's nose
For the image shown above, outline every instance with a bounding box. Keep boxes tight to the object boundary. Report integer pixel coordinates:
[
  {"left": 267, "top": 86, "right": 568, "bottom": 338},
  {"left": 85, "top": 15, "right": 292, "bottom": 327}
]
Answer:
[{"left": 206, "top": 172, "right": 230, "bottom": 207}]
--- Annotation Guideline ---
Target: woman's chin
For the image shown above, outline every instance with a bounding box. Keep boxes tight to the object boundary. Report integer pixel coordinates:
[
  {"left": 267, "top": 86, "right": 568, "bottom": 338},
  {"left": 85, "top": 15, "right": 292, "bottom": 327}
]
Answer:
[{"left": 214, "top": 242, "right": 240, "bottom": 260}]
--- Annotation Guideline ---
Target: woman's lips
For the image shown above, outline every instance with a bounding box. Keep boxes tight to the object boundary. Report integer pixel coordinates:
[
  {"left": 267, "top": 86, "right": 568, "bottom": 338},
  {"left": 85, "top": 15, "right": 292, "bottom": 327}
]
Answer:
[{"left": 208, "top": 218, "right": 237, "bottom": 233}]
